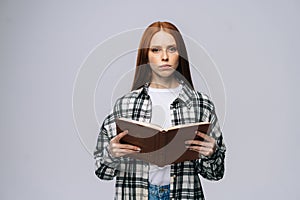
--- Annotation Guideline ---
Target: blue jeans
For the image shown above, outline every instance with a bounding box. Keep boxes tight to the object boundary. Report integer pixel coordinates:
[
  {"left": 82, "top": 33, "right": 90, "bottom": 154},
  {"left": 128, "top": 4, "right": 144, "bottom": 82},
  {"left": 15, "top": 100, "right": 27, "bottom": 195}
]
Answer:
[{"left": 148, "top": 183, "right": 170, "bottom": 200}]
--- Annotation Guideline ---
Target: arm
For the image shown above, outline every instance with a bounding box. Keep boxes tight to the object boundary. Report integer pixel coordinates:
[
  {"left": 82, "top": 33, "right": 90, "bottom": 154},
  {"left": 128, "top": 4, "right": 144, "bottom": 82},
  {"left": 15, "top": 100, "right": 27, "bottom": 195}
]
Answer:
[
  {"left": 94, "top": 114, "right": 120, "bottom": 180},
  {"left": 197, "top": 106, "right": 226, "bottom": 181},
  {"left": 186, "top": 101, "right": 226, "bottom": 180},
  {"left": 94, "top": 114, "right": 141, "bottom": 180}
]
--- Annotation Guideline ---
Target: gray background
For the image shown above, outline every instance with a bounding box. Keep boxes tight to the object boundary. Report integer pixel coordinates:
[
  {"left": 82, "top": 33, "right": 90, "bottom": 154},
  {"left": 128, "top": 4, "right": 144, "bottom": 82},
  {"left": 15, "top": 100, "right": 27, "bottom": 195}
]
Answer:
[{"left": 1, "top": 0, "right": 299, "bottom": 199}]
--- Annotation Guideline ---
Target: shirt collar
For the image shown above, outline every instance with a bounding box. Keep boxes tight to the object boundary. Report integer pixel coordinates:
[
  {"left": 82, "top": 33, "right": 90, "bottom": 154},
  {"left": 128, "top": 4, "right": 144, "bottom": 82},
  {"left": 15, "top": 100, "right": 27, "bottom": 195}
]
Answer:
[
  {"left": 177, "top": 79, "right": 194, "bottom": 109},
  {"left": 139, "top": 80, "right": 195, "bottom": 109}
]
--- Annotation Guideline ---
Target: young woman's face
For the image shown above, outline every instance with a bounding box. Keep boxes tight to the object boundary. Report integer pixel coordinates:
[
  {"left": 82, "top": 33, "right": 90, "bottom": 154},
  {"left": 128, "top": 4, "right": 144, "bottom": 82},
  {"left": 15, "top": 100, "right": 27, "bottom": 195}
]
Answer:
[{"left": 148, "top": 30, "right": 179, "bottom": 80}]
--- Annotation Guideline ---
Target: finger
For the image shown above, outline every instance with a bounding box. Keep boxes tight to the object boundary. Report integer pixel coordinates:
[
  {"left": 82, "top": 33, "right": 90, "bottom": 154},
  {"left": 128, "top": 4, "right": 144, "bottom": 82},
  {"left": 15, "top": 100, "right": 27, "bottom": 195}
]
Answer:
[
  {"left": 185, "top": 140, "right": 202, "bottom": 146},
  {"left": 111, "top": 143, "right": 141, "bottom": 151},
  {"left": 111, "top": 130, "right": 128, "bottom": 142},
  {"left": 187, "top": 145, "right": 210, "bottom": 152},
  {"left": 188, "top": 146, "right": 214, "bottom": 157},
  {"left": 111, "top": 149, "right": 141, "bottom": 158},
  {"left": 185, "top": 140, "right": 214, "bottom": 149},
  {"left": 196, "top": 131, "right": 215, "bottom": 143},
  {"left": 196, "top": 133, "right": 217, "bottom": 151},
  {"left": 111, "top": 148, "right": 140, "bottom": 154}
]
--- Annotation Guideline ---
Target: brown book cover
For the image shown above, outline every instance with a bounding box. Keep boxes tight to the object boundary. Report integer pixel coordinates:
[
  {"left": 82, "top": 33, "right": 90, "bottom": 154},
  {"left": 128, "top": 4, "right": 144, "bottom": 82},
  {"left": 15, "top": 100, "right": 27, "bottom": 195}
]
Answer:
[{"left": 116, "top": 118, "right": 211, "bottom": 167}]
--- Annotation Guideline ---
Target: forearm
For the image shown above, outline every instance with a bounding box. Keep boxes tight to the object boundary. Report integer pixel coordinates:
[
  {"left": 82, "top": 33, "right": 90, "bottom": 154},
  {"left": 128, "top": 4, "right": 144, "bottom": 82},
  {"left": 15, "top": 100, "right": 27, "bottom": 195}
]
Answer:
[
  {"left": 94, "top": 116, "right": 120, "bottom": 180},
  {"left": 197, "top": 143, "right": 226, "bottom": 180},
  {"left": 94, "top": 145, "right": 120, "bottom": 180},
  {"left": 197, "top": 101, "right": 226, "bottom": 180}
]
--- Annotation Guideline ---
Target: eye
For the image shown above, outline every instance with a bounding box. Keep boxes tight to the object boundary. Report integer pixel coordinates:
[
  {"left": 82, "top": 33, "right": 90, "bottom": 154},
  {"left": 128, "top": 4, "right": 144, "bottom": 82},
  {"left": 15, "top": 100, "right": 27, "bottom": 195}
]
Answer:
[
  {"left": 150, "top": 47, "right": 161, "bottom": 53},
  {"left": 168, "top": 46, "right": 177, "bottom": 53}
]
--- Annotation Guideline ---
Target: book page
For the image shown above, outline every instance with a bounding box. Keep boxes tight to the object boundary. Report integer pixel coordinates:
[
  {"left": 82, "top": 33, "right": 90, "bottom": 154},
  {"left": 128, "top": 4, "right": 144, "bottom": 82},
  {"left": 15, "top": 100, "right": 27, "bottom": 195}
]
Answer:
[
  {"left": 165, "top": 121, "right": 210, "bottom": 131},
  {"left": 118, "top": 118, "right": 163, "bottom": 131}
]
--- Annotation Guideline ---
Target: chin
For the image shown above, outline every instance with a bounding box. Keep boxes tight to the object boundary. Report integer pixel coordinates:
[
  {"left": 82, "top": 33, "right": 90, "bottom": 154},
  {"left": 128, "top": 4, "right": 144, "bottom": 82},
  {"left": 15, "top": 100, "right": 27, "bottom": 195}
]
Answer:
[
  {"left": 151, "top": 68, "right": 177, "bottom": 79},
  {"left": 158, "top": 72, "right": 176, "bottom": 78}
]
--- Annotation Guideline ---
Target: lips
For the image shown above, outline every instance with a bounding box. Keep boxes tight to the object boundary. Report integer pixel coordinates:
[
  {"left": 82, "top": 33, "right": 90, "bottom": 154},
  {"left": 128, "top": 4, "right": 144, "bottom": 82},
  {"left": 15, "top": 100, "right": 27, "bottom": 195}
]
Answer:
[{"left": 159, "top": 64, "right": 172, "bottom": 69}]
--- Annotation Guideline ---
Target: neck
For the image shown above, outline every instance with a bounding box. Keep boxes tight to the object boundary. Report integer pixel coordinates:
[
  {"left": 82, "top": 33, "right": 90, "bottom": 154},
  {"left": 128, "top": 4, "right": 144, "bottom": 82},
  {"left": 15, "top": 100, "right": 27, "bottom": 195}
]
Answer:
[{"left": 150, "top": 76, "right": 179, "bottom": 89}]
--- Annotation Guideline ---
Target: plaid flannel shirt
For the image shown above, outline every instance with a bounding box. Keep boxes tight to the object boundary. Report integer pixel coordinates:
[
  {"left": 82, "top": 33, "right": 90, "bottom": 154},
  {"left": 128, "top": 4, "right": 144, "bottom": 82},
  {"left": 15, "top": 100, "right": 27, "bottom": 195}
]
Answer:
[{"left": 94, "top": 80, "right": 226, "bottom": 200}]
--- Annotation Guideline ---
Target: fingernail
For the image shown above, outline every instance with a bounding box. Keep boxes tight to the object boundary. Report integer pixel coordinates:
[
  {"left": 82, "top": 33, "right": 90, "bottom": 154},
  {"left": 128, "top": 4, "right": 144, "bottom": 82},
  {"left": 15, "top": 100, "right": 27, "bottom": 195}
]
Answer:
[{"left": 137, "top": 148, "right": 141, "bottom": 151}]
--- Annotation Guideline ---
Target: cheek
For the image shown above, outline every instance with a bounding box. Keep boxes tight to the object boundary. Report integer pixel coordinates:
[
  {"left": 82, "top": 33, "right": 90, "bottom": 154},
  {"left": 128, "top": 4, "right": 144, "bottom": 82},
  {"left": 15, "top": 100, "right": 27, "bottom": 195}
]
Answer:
[
  {"left": 148, "top": 54, "right": 160, "bottom": 64},
  {"left": 147, "top": 57, "right": 156, "bottom": 69},
  {"left": 172, "top": 54, "right": 179, "bottom": 65}
]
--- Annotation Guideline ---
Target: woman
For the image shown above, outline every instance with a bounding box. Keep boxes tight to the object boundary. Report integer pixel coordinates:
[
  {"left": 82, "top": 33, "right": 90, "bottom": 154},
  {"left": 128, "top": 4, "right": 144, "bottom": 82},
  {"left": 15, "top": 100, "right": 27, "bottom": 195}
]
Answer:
[{"left": 94, "top": 21, "right": 226, "bottom": 200}]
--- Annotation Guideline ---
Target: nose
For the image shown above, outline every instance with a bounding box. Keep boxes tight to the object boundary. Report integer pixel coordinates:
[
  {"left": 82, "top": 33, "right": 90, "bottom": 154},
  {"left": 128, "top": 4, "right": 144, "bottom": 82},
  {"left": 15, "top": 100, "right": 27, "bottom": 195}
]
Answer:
[{"left": 161, "top": 49, "right": 169, "bottom": 61}]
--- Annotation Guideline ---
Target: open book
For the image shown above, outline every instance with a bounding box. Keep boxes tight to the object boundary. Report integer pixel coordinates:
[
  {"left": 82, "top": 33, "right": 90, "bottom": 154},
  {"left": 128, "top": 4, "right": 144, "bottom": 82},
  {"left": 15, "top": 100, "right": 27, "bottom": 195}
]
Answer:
[{"left": 115, "top": 117, "right": 211, "bottom": 167}]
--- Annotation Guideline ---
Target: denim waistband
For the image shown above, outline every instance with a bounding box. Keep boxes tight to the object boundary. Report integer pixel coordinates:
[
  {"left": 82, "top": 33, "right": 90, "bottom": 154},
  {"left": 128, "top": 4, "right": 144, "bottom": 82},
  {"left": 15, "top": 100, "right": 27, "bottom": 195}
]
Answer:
[{"left": 149, "top": 183, "right": 170, "bottom": 191}]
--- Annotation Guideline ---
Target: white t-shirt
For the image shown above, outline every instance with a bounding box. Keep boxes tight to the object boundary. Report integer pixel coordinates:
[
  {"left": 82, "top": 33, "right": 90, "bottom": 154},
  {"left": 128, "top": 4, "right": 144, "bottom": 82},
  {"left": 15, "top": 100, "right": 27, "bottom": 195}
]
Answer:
[{"left": 148, "top": 84, "right": 182, "bottom": 186}]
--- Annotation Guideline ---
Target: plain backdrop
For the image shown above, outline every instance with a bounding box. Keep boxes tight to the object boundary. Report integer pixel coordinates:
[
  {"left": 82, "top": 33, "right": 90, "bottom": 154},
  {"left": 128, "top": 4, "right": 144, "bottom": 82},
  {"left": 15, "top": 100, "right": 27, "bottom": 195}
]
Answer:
[{"left": 1, "top": 0, "right": 300, "bottom": 199}]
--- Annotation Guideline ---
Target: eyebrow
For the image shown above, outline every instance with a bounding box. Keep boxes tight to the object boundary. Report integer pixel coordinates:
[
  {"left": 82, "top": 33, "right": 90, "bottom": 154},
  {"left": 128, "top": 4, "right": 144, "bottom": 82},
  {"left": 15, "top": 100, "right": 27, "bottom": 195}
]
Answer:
[{"left": 149, "top": 44, "right": 177, "bottom": 48}]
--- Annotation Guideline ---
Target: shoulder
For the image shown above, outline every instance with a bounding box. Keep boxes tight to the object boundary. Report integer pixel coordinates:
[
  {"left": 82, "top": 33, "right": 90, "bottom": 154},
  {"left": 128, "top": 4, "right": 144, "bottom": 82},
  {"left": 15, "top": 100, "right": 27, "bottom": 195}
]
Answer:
[
  {"left": 193, "top": 90, "right": 215, "bottom": 111},
  {"left": 101, "top": 89, "right": 144, "bottom": 127},
  {"left": 179, "top": 82, "right": 216, "bottom": 111},
  {"left": 114, "top": 88, "right": 144, "bottom": 105},
  {"left": 195, "top": 91, "right": 212, "bottom": 102},
  {"left": 112, "top": 87, "right": 147, "bottom": 115}
]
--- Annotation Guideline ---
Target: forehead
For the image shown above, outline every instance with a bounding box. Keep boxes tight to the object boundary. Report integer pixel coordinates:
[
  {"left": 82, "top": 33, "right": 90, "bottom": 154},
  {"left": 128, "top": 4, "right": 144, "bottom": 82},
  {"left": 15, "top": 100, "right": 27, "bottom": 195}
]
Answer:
[{"left": 150, "top": 30, "right": 176, "bottom": 46}]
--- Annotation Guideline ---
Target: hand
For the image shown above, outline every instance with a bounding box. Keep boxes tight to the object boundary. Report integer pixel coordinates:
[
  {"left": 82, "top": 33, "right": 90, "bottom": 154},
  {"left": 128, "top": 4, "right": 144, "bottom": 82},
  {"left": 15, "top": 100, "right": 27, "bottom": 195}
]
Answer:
[
  {"left": 185, "top": 131, "right": 217, "bottom": 157},
  {"left": 108, "top": 130, "right": 141, "bottom": 158}
]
